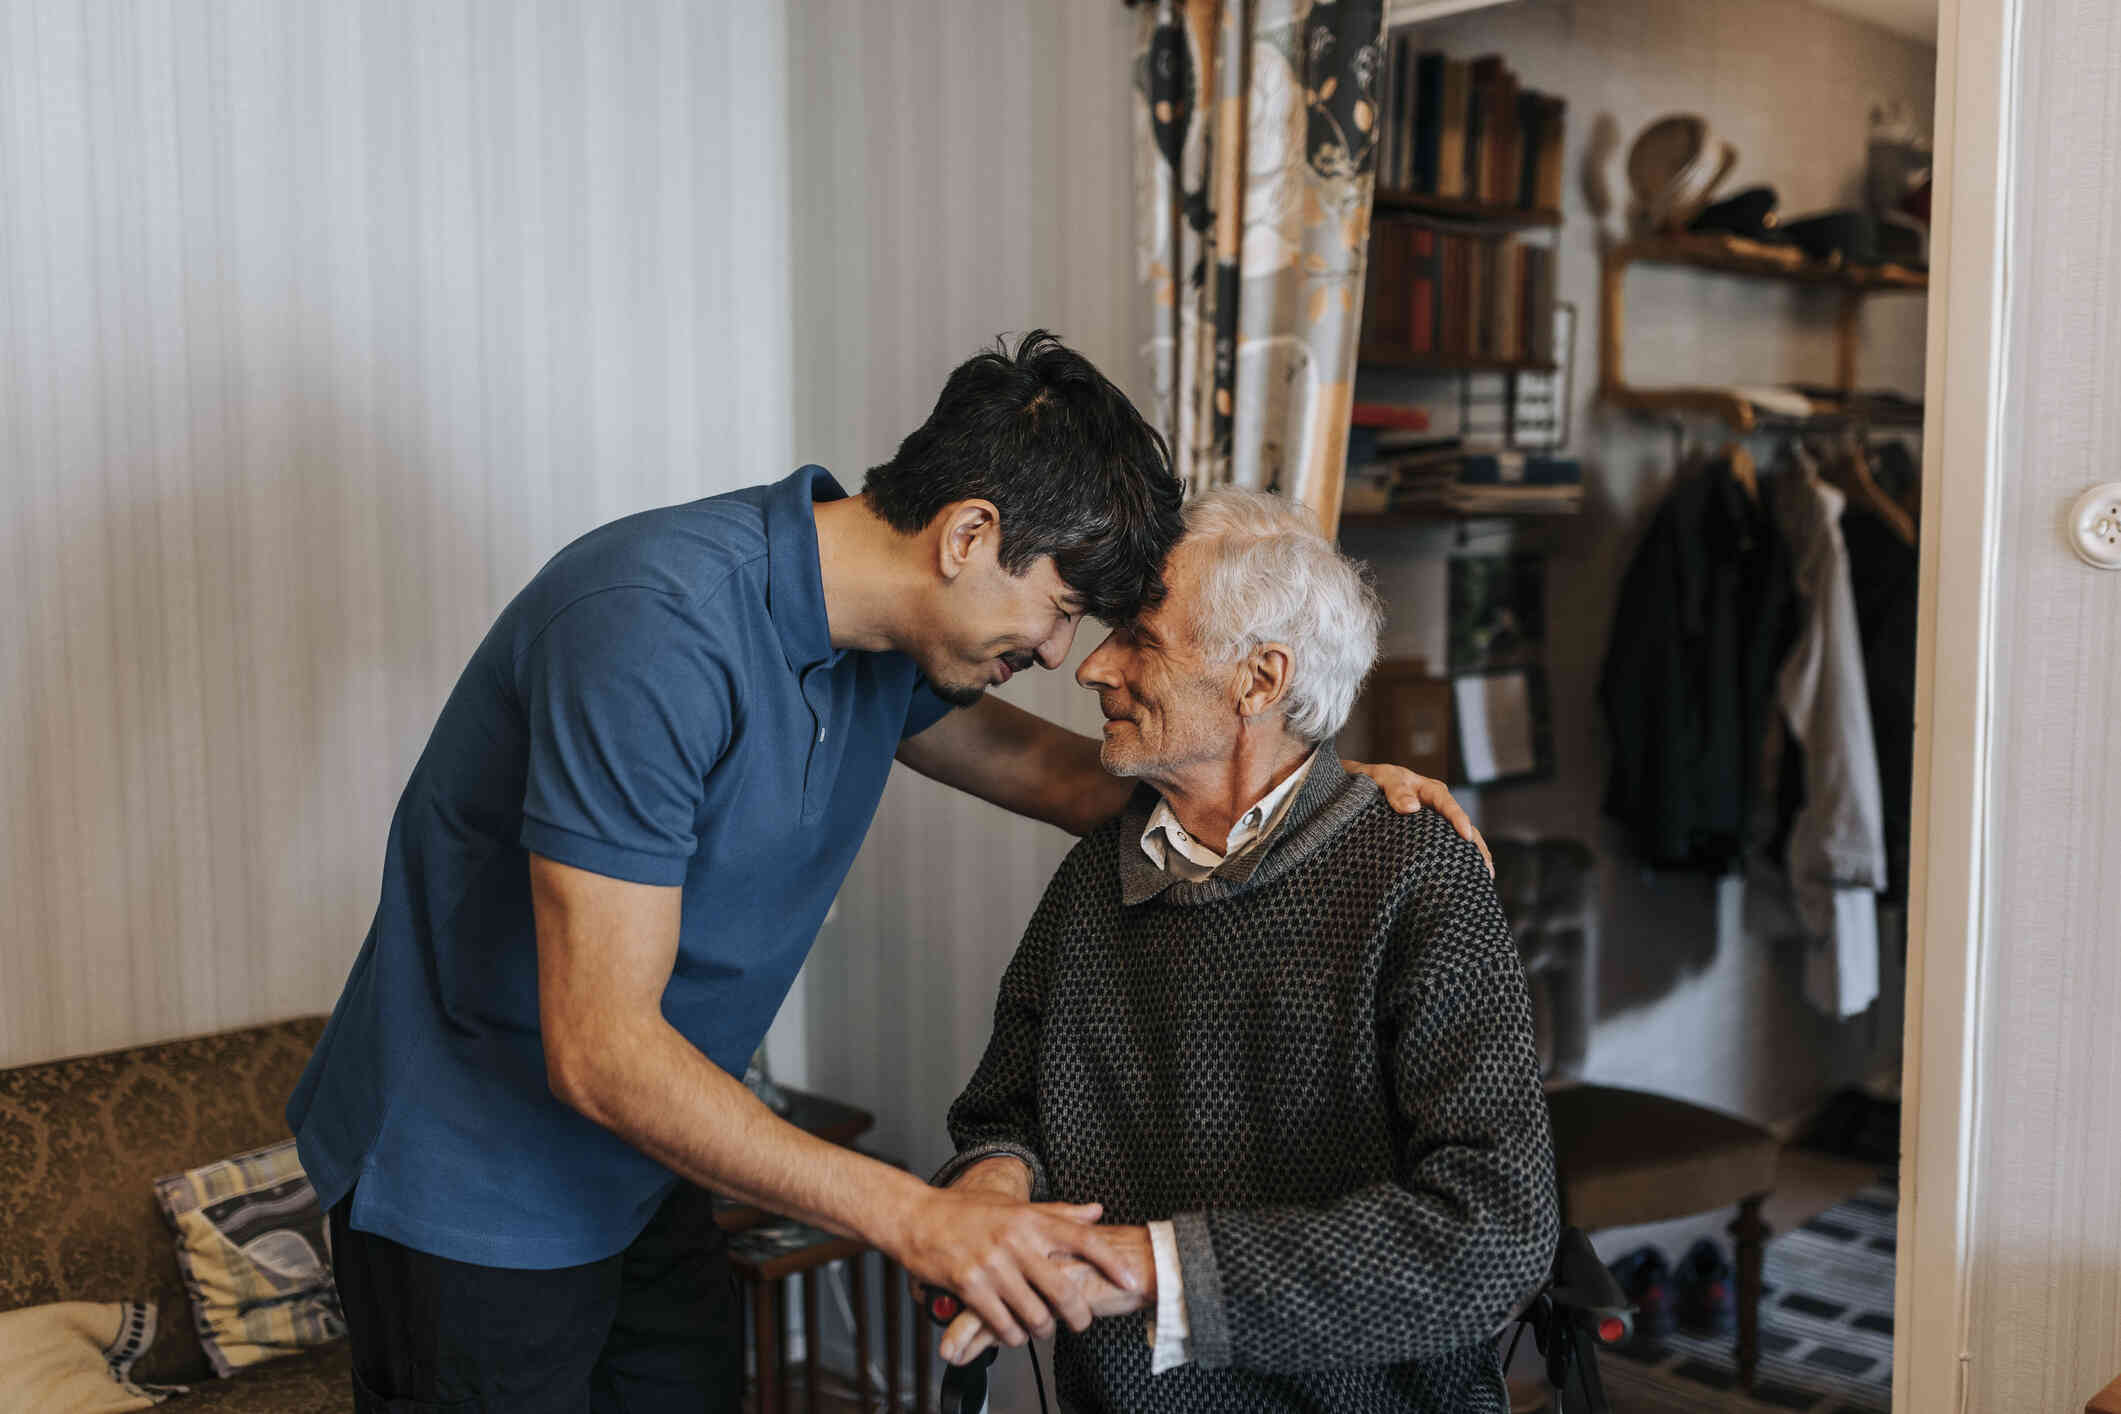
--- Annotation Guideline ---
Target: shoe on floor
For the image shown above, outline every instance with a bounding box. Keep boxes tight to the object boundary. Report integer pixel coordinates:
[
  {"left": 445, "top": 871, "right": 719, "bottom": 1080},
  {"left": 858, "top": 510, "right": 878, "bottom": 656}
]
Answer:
[
  {"left": 1607, "top": 1246, "right": 1674, "bottom": 1348},
  {"left": 1674, "top": 1237, "right": 1736, "bottom": 1336}
]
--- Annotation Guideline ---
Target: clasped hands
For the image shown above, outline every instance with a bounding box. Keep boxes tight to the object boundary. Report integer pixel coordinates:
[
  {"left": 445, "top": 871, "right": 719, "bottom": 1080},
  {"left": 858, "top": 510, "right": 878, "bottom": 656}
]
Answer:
[{"left": 905, "top": 1157, "right": 1155, "bottom": 1367}]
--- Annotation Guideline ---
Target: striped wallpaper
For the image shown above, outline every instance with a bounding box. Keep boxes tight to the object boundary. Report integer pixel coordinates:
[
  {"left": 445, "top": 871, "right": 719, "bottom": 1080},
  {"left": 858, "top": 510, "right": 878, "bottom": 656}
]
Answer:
[{"left": 0, "top": 0, "right": 795, "bottom": 1064}]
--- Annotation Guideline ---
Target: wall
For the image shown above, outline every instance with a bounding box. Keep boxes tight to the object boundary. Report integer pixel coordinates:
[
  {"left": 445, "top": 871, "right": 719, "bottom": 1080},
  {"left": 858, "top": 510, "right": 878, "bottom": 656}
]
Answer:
[
  {"left": 0, "top": 0, "right": 794, "bottom": 1066},
  {"left": 1345, "top": 0, "right": 1936, "bottom": 1124},
  {"left": 1965, "top": 0, "right": 2121, "bottom": 1405}
]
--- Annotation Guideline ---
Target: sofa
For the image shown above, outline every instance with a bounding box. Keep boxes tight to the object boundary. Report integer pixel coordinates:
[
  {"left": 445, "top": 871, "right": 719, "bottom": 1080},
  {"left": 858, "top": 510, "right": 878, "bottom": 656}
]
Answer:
[{"left": 0, "top": 1016, "right": 351, "bottom": 1411}]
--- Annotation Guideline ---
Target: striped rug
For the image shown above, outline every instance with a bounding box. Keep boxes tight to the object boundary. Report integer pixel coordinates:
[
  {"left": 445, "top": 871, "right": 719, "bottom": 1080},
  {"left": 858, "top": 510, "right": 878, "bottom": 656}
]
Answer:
[{"left": 1599, "top": 1185, "right": 1897, "bottom": 1413}]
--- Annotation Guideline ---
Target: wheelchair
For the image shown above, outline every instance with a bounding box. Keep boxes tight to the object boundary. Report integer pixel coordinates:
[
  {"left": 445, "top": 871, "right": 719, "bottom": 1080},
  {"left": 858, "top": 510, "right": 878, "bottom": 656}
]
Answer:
[{"left": 919, "top": 1225, "right": 1631, "bottom": 1414}]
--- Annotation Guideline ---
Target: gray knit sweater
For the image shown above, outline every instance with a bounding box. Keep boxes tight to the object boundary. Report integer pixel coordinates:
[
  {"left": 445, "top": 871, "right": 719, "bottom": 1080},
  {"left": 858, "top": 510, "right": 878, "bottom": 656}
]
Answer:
[{"left": 936, "top": 753, "right": 1559, "bottom": 1413}]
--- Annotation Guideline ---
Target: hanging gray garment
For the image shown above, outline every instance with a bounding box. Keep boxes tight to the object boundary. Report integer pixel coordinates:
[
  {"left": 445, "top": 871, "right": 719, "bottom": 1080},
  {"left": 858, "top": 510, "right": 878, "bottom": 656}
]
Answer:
[{"left": 1768, "top": 471, "right": 1888, "bottom": 1018}]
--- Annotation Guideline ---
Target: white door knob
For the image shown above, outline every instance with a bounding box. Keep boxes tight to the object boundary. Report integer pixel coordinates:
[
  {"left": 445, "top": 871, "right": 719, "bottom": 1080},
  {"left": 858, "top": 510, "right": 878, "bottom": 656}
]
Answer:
[{"left": 2068, "top": 483, "right": 2121, "bottom": 569}]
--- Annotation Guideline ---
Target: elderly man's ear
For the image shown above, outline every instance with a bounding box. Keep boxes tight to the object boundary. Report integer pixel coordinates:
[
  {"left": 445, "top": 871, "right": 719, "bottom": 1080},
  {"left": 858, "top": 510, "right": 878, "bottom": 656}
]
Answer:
[{"left": 1235, "top": 644, "right": 1293, "bottom": 721}]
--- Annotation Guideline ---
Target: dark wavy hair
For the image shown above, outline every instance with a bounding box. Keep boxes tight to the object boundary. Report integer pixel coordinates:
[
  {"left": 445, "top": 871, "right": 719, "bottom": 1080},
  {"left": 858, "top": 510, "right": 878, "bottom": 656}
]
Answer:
[{"left": 863, "top": 331, "right": 1185, "bottom": 622}]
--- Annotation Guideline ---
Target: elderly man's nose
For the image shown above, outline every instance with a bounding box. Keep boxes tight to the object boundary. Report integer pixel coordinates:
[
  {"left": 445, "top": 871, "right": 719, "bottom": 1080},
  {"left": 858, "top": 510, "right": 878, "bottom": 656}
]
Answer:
[{"left": 1077, "top": 632, "right": 1121, "bottom": 688}]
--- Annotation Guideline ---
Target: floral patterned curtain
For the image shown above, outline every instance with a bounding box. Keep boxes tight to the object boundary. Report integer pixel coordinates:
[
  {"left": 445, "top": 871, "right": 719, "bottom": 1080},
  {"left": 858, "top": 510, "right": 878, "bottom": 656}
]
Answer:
[{"left": 1134, "top": 0, "right": 1387, "bottom": 532}]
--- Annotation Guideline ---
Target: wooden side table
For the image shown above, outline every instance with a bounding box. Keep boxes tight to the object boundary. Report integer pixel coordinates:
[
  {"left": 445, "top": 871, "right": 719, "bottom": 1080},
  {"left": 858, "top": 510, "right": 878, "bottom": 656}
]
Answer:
[
  {"left": 2087, "top": 1371, "right": 2121, "bottom": 1413},
  {"left": 710, "top": 1087, "right": 910, "bottom": 1413},
  {"left": 730, "top": 1223, "right": 933, "bottom": 1414}
]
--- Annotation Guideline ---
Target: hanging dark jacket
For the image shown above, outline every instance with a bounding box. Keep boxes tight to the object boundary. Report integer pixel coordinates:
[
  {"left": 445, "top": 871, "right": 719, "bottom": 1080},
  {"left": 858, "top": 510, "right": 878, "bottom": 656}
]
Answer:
[
  {"left": 1599, "top": 456, "right": 1801, "bottom": 869},
  {"left": 1839, "top": 499, "right": 1919, "bottom": 901}
]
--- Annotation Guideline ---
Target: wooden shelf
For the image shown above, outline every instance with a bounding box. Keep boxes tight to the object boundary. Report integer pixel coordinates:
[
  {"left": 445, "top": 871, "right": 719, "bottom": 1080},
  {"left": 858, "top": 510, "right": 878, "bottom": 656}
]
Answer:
[
  {"left": 1341, "top": 511, "right": 1581, "bottom": 531},
  {"left": 1611, "top": 233, "right": 1929, "bottom": 292},
  {"left": 1340, "top": 499, "right": 1584, "bottom": 529},
  {"left": 1375, "top": 189, "right": 1563, "bottom": 230},
  {"left": 1360, "top": 345, "right": 1557, "bottom": 375},
  {"left": 1601, "top": 385, "right": 1927, "bottom": 434},
  {"left": 1603, "top": 385, "right": 1769, "bottom": 431},
  {"left": 1598, "top": 233, "right": 1931, "bottom": 430}
]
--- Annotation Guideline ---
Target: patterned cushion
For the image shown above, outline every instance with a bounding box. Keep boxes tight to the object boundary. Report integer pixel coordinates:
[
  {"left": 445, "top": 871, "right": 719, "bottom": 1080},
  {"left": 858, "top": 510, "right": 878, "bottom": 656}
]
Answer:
[
  {"left": 0, "top": 1299, "right": 171, "bottom": 1412},
  {"left": 0, "top": 1016, "right": 328, "bottom": 1385},
  {"left": 155, "top": 1139, "right": 344, "bottom": 1376}
]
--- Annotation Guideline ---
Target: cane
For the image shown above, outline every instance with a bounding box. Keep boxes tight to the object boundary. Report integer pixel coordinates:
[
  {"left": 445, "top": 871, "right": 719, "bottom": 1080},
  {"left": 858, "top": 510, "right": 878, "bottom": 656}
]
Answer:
[{"left": 917, "top": 1285, "right": 1002, "bottom": 1414}]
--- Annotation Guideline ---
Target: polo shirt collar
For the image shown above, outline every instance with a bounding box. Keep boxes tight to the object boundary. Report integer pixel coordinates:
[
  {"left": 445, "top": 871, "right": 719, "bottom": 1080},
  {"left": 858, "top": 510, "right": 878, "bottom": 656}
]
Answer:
[{"left": 763, "top": 465, "right": 846, "bottom": 674}]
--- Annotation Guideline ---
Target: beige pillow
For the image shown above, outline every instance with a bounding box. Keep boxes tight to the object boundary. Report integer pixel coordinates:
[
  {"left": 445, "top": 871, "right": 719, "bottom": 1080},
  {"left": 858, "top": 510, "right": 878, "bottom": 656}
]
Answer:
[
  {"left": 0, "top": 1300, "right": 174, "bottom": 1412},
  {"left": 153, "top": 1139, "right": 344, "bottom": 1377}
]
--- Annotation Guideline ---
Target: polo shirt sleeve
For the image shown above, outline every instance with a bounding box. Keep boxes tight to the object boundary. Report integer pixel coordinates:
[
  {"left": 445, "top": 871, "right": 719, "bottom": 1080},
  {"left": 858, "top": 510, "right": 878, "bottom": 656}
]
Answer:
[
  {"left": 517, "top": 588, "right": 734, "bottom": 886},
  {"left": 902, "top": 674, "right": 959, "bottom": 740}
]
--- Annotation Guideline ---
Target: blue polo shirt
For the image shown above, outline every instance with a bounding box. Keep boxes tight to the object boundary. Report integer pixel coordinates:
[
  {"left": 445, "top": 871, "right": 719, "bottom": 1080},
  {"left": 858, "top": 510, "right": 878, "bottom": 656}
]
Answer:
[{"left": 288, "top": 466, "right": 955, "bottom": 1269}]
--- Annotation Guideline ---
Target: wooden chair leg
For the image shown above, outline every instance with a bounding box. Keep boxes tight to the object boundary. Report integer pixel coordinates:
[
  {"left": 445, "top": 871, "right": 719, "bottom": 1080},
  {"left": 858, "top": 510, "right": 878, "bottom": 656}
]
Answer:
[
  {"left": 913, "top": 1279, "right": 934, "bottom": 1414},
  {"left": 777, "top": 1281, "right": 793, "bottom": 1413},
  {"left": 802, "top": 1271, "right": 821, "bottom": 1414},
  {"left": 883, "top": 1256, "right": 903, "bottom": 1413},
  {"left": 753, "top": 1275, "right": 781, "bottom": 1414},
  {"left": 1730, "top": 1193, "right": 1771, "bottom": 1390},
  {"left": 851, "top": 1254, "right": 873, "bottom": 1411}
]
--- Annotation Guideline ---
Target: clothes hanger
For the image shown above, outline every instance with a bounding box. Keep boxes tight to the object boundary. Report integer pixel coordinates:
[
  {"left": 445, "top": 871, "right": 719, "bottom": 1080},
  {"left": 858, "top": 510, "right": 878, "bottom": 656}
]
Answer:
[
  {"left": 1819, "top": 430, "right": 1915, "bottom": 547},
  {"left": 1871, "top": 438, "right": 1924, "bottom": 527},
  {"left": 1718, "top": 440, "right": 1759, "bottom": 500}
]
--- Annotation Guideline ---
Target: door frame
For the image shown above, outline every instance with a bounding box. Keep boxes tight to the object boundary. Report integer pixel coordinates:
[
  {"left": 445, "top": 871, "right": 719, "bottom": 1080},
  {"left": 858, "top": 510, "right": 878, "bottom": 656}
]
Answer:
[{"left": 1897, "top": 0, "right": 2020, "bottom": 1410}]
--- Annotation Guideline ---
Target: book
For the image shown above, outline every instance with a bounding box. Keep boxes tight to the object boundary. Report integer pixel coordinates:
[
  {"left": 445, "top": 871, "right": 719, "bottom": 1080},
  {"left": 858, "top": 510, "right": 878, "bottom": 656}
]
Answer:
[
  {"left": 1518, "top": 243, "right": 1540, "bottom": 364},
  {"left": 1517, "top": 90, "right": 1545, "bottom": 210},
  {"left": 1464, "top": 236, "right": 1487, "bottom": 356},
  {"left": 1498, "top": 238, "right": 1523, "bottom": 362},
  {"left": 1395, "top": 33, "right": 1419, "bottom": 189},
  {"left": 1524, "top": 245, "right": 1555, "bottom": 364},
  {"left": 1487, "top": 67, "right": 1520, "bottom": 207},
  {"left": 1350, "top": 400, "right": 1433, "bottom": 431},
  {"left": 1457, "top": 453, "right": 1582, "bottom": 485},
  {"left": 1376, "top": 432, "right": 1461, "bottom": 457},
  {"left": 1412, "top": 51, "right": 1445, "bottom": 193},
  {"left": 1535, "top": 96, "right": 1568, "bottom": 212},
  {"left": 1360, "top": 221, "right": 1412, "bottom": 350},
  {"left": 1431, "top": 227, "right": 1449, "bottom": 355},
  {"left": 1436, "top": 59, "right": 1470, "bottom": 199},
  {"left": 1467, "top": 56, "right": 1503, "bottom": 205},
  {"left": 1409, "top": 225, "right": 1437, "bottom": 354}
]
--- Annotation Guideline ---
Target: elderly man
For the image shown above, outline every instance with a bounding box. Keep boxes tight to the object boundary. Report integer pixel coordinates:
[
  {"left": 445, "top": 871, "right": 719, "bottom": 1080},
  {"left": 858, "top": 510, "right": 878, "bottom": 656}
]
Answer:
[{"left": 931, "top": 489, "right": 1559, "bottom": 1412}]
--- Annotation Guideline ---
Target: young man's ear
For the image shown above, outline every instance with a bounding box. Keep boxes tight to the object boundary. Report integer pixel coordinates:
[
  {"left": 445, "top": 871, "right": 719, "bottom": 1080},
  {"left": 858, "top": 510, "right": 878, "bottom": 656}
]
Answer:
[
  {"left": 934, "top": 500, "right": 1000, "bottom": 583},
  {"left": 1236, "top": 644, "right": 1293, "bottom": 721}
]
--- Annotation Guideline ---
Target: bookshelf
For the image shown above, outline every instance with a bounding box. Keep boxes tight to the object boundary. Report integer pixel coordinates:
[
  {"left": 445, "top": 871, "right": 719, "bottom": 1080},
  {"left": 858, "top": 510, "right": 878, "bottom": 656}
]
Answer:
[
  {"left": 1374, "top": 190, "right": 1563, "bottom": 230},
  {"left": 1598, "top": 232, "right": 1931, "bottom": 432},
  {"left": 1340, "top": 502, "right": 1581, "bottom": 530},
  {"left": 1358, "top": 347, "right": 1558, "bottom": 376},
  {"left": 1359, "top": 39, "right": 1568, "bottom": 442}
]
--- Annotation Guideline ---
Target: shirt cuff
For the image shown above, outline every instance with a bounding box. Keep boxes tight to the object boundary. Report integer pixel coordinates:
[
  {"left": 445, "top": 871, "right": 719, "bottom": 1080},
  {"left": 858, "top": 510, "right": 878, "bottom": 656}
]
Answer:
[
  {"left": 1144, "top": 1219, "right": 1191, "bottom": 1373},
  {"left": 519, "top": 817, "right": 692, "bottom": 886}
]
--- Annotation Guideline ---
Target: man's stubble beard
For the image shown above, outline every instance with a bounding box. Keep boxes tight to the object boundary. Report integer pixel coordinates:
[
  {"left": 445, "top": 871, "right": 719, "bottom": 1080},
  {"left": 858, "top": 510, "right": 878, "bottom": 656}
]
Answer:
[{"left": 931, "top": 676, "right": 988, "bottom": 709}]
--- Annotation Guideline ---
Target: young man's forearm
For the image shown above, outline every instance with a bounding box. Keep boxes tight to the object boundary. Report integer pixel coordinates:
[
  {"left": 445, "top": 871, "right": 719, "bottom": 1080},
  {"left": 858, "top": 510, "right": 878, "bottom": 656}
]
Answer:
[
  {"left": 897, "top": 696, "right": 1132, "bottom": 836},
  {"left": 555, "top": 1014, "right": 1146, "bottom": 1348},
  {"left": 555, "top": 1010, "right": 930, "bottom": 1243}
]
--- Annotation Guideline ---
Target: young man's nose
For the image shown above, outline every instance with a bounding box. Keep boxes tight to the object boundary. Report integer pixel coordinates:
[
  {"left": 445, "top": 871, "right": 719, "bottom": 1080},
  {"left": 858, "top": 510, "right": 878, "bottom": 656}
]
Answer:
[{"left": 1036, "top": 614, "right": 1080, "bottom": 670}]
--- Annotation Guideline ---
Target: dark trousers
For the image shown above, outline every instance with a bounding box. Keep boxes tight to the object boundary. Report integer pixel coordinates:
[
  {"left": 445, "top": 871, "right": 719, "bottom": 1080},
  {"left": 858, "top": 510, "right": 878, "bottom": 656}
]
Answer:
[{"left": 329, "top": 1183, "right": 744, "bottom": 1413}]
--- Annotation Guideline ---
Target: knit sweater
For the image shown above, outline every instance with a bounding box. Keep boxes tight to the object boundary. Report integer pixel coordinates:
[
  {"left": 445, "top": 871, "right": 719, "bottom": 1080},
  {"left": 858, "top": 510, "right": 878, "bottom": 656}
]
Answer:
[{"left": 936, "top": 753, "right": 1559, "bottom": 1413}]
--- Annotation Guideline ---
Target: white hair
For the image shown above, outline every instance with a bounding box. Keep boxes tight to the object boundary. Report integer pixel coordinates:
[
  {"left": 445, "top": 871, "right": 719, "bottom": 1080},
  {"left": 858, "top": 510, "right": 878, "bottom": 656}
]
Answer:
[{"left": 1179, "top": 487, "right": 1384, "bottom": 743}]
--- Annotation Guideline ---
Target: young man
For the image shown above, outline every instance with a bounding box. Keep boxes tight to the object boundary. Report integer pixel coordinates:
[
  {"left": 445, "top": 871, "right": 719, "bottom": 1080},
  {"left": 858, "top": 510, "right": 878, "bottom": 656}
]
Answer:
[
  {"left": 934, "top": 489, "right": 1557, "bottom": 1412},
  {"left": 290, "top": 333, "right": 1484, "bottom": 1411}
]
